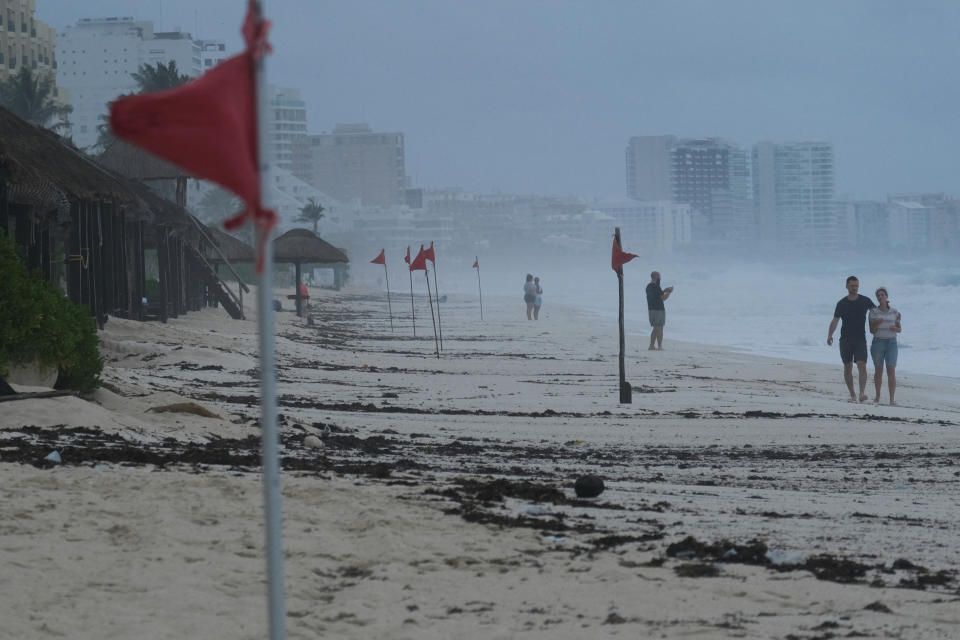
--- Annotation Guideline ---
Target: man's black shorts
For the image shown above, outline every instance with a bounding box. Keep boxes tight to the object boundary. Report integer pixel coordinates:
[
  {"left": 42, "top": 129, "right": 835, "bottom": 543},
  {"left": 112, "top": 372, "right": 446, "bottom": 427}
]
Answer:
[{"left": 839, "top": 337, "right": 867, "bottom": 364}]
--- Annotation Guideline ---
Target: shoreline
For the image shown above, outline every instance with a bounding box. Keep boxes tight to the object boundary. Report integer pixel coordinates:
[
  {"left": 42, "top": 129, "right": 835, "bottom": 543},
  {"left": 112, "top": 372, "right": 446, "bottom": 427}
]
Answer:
[{"left": 2, "top": 287, "right": 959, "bottom": 638}]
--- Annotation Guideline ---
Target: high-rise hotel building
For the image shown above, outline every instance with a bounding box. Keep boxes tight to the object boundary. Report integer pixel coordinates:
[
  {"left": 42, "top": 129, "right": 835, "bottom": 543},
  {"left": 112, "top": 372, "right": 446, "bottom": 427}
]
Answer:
[
  {"left": 752, "top": 141, "right": 835, "bottom": 249},
  {"left": 626, "top": 135, "right": 750, "bottom": 243}
]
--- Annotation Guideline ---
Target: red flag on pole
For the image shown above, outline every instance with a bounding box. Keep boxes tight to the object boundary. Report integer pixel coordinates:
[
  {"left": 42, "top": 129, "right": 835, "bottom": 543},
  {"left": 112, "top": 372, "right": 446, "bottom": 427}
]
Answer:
[
  {"left": 611, "top": 236, "right": 638, "bottom": 272},
  {"left": 109, "top": 1, "right": 276, "bottom": 271},
  {"left": 473, "top": 257, "right": 479, "bottom": 269},
  {"left": 403, "top": 246, "right": 411, "bottom": 264},
  {"left": 409, "top": 245, "right": 428, "bottom": 271},
  {"left": 371, "top": 249, "right": 386, "bottom": 265},
  {"left": 424, "top": 241, "right": 436, "bottom": 263}
]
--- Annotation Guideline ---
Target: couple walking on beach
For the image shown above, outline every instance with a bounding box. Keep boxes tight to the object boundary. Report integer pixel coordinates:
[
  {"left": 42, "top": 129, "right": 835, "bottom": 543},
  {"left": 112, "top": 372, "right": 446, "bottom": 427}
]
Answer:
[
  {"left": 827, "top": 275, "right": 902, "bottom": 405},
  {"left": 523, "top": 274, "right": 543, "bottom": 320}
]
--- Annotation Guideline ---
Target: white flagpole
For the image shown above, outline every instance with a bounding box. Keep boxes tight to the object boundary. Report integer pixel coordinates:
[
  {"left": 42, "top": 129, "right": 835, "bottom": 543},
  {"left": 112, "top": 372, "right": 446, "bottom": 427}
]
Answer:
[{"left": 252, "top": 2, "right": 286, "bottom": 639}]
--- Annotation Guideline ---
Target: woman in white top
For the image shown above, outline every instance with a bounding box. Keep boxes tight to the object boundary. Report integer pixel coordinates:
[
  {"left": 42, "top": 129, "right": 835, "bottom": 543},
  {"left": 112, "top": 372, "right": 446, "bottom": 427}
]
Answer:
[{"left": 868, "top": 287, "right": 901, "bottom": 405}]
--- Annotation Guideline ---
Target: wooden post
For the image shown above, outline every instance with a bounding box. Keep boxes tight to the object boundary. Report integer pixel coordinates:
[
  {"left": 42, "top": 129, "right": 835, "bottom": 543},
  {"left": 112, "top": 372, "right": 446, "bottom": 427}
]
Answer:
[{"left": 615, "top": 227, "right": 632, "bottom": 404}]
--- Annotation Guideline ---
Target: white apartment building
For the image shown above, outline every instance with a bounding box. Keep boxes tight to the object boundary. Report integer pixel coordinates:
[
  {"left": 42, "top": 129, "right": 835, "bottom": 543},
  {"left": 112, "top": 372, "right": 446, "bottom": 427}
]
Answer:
[
  {"left": 593, "top": 198, "right": 692, "bottom": 254},
  {"left": 266, "top": 85, "right": 308, "bottom": 172},
  {"left": 753, "top": 141, "right": 835, "bottom": 249},
  {"left": 56, "top": 17, "right": 225, "bottom": 150}
]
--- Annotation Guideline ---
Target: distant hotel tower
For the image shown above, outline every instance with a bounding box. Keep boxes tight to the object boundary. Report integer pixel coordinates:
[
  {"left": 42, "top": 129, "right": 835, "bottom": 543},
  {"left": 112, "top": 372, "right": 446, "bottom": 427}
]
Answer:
[
  {"left": 626, "top": 135, "right": 750, "bottom": 244},
  {"left": 294, "top": 123, "right": 407, "bottom": 207},
  {"left": 752, "top": 141, "right": 835, "bottom": 249}
]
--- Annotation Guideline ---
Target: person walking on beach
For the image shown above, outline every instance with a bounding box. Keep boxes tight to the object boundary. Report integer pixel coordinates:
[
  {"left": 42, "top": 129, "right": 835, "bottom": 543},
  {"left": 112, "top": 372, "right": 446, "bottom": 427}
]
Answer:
[
  {"left": 827, "top": 275, "right": 876, "bottom": 402},
  {"left": 523, "top": 274, "right": 537, "bottom": 320},
  {"left": 533, "top": 276, "right": 543, "bottom": 320},
  {"left": 646, "top": 271, "right": 673, "bottom": 350},
  {"left": 869, "top": 287, "right": 901, "bottom": 405}
]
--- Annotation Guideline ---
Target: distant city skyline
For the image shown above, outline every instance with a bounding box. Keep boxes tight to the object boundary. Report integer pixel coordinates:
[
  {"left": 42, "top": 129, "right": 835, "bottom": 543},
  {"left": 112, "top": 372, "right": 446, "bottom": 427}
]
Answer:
[{"left": 36, "top": 0, "right": 960, "bottom": 200}]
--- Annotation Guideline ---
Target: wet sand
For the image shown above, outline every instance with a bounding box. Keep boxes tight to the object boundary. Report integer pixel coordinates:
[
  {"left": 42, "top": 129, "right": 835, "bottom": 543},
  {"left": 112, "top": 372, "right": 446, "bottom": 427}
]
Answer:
[{"left": 2, "top": 287, "right": 959, "bottom": 638}]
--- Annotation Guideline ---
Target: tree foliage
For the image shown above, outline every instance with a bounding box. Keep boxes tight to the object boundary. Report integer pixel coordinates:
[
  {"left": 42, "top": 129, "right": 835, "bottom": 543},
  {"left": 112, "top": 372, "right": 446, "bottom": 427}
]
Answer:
[
  {"left": 0, "top": 229, "right": 103, "bottom": 393},
  {"left": 0, "top": 66, "right": 72, "bottom": 132},
  {"left": 131, "top": 60, "right": 191, "bottom": 93},
  {"left": 296, "top": 198, "right": 325, "bottom": 234}
]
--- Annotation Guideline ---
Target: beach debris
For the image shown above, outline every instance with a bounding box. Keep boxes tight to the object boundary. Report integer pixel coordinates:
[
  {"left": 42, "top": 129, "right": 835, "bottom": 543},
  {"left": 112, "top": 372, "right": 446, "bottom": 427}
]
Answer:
[
  {"left": 864, "top": 601, "right": 893, "bottom": 614},
  {"left": 43, "top": 450, "right": 62, "bottom": 463},
  {"left": 517, "top": 503, "right": 554, "bottom": 516},
  {"left": 146, "top": 402, "right": 222, "bottom": 419},
  {"left": 674, "top": 563, "right": 720, "bottom": 578},
  {"left": 303, "top": 435, "right": 324, "bottom": 449},
  {"left": 574, "top": 475, "right": 604, "bottom": 498}
]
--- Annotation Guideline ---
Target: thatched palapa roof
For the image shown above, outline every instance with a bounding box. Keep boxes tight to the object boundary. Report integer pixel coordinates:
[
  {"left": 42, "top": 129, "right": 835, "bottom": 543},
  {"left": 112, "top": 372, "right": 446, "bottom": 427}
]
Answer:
[
  {"left": 97, "top": 139, "right": 191, "bottom": 180},
  {"left": 204, "top": 223, "right": 256, "bottom": 263},
  {"left": 0, "top": 107, "right": 143, "bottom": 214},
  {"left": 273, "top": 228, "right": 348, "bottom": 264}
]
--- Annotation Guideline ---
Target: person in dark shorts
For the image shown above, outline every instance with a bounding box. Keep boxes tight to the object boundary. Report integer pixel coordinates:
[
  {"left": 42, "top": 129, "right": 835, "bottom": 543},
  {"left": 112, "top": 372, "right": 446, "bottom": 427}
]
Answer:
[
  {"left": 827, "top": 275, "right": 876, "bottom": 402},
  {"left": 646, "top": 271, "right": 674, "bottom": 350}
]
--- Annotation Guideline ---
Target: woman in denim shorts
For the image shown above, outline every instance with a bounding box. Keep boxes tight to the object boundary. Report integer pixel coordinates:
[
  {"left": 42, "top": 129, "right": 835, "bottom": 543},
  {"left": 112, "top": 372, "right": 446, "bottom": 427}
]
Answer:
[{"left": 868, "top": 287, "right": 901, "bottom": 405}]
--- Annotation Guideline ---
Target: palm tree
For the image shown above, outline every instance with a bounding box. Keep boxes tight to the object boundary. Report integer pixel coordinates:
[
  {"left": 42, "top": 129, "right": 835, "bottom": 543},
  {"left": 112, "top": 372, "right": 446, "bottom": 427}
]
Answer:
[
  {"left": 92, "top": 61, "right": 191, "bottom": 154},
  {"left": 131, "top": 60, "right": 191, "bottom": 93},
  {"left": 0, "top": 66, "right": 72, "bottom": 132},
  {"left": 296, "top": 198, "right": 325, "bottom": 234}
]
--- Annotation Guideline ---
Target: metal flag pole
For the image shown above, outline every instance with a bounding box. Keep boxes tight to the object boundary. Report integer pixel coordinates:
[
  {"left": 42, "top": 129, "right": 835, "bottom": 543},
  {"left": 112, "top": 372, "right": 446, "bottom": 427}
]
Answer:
[
  {"left": 424, "top": 269, "right": 440, "bottom": 358},
  {"left": 430, "top": 248, "right": 442, "bottom": 349},
  {"left": 407, "top": 247, "right": 416, "bottom": 337},
  {"left": 475, "top": 256, "right": 483, "bottom": 321},
  {"left": 252, "top": 2, "right": 286, "bottom": 638},
  {"left": 383, "top": 262, "right": 394, "bottom": 331}
]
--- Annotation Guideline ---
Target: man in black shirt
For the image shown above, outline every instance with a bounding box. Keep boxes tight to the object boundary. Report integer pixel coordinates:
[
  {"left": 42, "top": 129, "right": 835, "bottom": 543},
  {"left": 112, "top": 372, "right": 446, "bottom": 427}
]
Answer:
[
  {"left": 827, "top": 275, "right": 876, "bottom": 402},
  {"left": 646, "top": 271, "right": 674, "bottom": 350}
]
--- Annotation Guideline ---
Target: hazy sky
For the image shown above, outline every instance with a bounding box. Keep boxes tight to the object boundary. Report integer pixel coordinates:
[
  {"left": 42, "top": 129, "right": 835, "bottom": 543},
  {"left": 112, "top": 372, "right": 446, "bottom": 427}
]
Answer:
[{"left": 38, "top": 0, "right": 960, "bottom": 200}]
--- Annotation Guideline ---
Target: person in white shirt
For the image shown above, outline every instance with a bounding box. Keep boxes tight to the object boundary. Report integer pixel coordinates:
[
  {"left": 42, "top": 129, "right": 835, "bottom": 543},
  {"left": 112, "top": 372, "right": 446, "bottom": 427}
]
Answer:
[{"left": 868, "top": 287, "right": 902, "bottom": 405}]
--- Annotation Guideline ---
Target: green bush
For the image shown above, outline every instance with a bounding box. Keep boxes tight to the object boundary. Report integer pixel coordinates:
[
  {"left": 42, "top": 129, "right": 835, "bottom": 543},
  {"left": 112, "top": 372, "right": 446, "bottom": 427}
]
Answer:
[{"left": 0, "top": 228, "right": 103, "bottom": 393}]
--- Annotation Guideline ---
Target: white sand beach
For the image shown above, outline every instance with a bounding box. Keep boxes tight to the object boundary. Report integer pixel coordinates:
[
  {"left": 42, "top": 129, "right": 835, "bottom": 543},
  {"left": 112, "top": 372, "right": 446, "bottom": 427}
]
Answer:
[{"left": 2, "top": 287, "right": 959, "bottom": 639}]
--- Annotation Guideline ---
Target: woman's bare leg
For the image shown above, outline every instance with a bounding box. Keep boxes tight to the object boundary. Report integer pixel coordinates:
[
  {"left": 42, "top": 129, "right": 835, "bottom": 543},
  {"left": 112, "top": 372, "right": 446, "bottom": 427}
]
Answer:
[
  {"left": 887, "top": 365, "right": 896, "bottom": 405},
  {"left": 873, "top": 367, "right": 883, "bottom": 403}
]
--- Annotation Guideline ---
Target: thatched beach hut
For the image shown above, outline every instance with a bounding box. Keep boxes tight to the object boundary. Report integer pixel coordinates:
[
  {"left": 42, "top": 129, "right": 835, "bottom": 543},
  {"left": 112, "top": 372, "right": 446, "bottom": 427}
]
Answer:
[{"left": 273, "top": 228, "right": 349, "bottom": 314}]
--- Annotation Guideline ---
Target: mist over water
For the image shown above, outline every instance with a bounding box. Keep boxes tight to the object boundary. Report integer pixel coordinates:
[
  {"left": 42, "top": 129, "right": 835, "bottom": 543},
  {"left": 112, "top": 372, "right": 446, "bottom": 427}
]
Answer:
[{"left": 355, "top": 246, "right": 959, "bottom": 381}]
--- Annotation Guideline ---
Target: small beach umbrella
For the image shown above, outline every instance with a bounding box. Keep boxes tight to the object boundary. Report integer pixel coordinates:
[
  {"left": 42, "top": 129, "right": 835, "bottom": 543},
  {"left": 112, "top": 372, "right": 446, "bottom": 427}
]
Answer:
[
  {"left": 612, "top": 228, "right": 638, "bottom": 404},
  {"left": 371, "top": 248, "right": 393, "bottom": 331}
]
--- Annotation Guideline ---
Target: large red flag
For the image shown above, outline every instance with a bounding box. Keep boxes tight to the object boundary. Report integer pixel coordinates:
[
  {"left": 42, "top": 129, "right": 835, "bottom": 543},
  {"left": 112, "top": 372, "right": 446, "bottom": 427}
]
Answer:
[
  {"left": 409, "top": 245, "right": 428, "bottom": 272},
  {"left": 424, "top": 241, "right": 436, "bottom": 263},
  {"left": 403, "top": 246, "right": 411, "bottom": 264},
  {"left": 109, "top": 1, "right": 276, "bottom": 271},
  {"left": 472, "top": 257, "right": 479, "bottom": 269},
  {"left": 371, "top": 249, "right": 386, "bottom": 265},
  {"left": 611, "top": 236, "right": 638, "bottom": 272}
]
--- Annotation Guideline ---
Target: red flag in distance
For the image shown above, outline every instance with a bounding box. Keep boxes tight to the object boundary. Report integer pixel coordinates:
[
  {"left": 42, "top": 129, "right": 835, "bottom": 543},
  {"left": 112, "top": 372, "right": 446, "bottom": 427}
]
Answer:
[
  {"left": 424, "top": 241, "right": 436, "bottom": 263},
  {"left": 473, "top": 257, "right": 479, "bottom": 269},
  {"left": 371, "top": 249, "right": 386, "bottom": 265},
  {"left": 611, "top": 236, "right": 638, "bottom": 272},
  {"left": 409, "top": 245, "right": 428, "bottom": 272},
  {"left": 403, "top": 246, "right": 411, "bottom": 264}
]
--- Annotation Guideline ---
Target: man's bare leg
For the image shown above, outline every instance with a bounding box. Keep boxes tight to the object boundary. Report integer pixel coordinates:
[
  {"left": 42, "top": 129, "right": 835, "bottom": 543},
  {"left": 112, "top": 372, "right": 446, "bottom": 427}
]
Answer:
[
  {"left": 843, "top": 362, "right": 856, "bottom": 400},
  {"left": 655, "top": 327, "right": 664, "bottom": 350},
  {"left": 856, "top": 361, "right": 869, "bottom": 402},
  {"left": 649, "top": 329, "right": 656, "bottom": 350}
]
